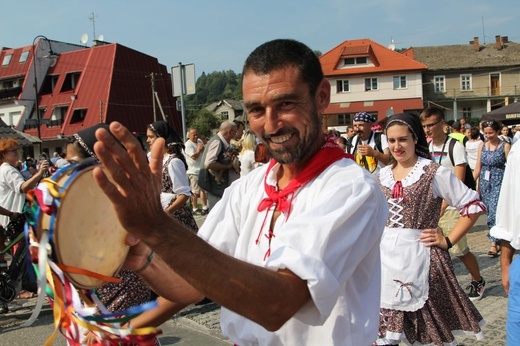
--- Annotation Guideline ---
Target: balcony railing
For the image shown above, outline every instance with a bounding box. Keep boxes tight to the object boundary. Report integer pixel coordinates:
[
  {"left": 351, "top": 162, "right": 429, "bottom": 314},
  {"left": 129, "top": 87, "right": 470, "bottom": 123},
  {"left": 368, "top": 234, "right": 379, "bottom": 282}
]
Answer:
[
  {"left": 424, "top": 84, "right": 519, "bottom": 100},
  {"left": 0, "top": 87, "right": 22, "bottom": 101}
]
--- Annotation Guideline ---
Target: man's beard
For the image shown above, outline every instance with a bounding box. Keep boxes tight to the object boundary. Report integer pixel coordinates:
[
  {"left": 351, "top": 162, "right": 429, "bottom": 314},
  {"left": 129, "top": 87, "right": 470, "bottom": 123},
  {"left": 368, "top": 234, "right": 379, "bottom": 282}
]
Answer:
[{"left": 263, "top": 109, "right": 322, "bottom": 165}]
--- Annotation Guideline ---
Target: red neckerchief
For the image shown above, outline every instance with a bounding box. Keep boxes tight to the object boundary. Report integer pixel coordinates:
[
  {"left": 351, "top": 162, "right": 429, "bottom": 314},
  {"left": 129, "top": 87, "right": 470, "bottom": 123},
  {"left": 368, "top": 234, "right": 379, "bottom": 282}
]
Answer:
[
  {"left": 255, "top": 139, "right": 353, "bottom": 260},
  {"left": 257, "top": 139, "right": 353, "bottom": 216}
]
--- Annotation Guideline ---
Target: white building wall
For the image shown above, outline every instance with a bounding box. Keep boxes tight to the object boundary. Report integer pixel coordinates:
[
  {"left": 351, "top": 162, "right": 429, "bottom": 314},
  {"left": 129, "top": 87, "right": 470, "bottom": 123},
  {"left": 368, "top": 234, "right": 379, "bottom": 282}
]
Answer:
[{"left": 329, "top": 72, "right": 423, "bottom": 104}]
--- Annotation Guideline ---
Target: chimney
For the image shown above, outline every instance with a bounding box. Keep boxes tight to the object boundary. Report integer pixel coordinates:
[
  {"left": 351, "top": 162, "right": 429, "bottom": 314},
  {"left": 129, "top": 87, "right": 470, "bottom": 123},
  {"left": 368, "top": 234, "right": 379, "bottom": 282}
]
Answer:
[
  {"left": 496, "top": 35, "right": 503, "bottom": 50},
  {"left": 471, "top": 37, "right": 480, "bottom": 52},
  {"left": 501, "top": 36, "right": 509, "bottom": 43}
]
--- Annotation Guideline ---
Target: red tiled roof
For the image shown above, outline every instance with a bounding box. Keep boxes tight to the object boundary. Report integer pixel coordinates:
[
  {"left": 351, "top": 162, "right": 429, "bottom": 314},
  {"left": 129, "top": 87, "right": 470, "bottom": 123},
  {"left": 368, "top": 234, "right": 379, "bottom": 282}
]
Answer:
[
  {"left": 320, "top": 38, "right": 427, "bottom": 76},
  {"left": 400, "top": 47, "right": 415, "bottom": 60},
  {"left": 0, "top": 45, "right": 33, "bottom": 79},
  {"left": 324, "top": 98, "right": 424, "bottom": 121},
  {"left": 23, "top": 43, "right": 179, "bottom": 140},
  {"left": 340, "top": 45, "right": 370, "bottom": 56}
]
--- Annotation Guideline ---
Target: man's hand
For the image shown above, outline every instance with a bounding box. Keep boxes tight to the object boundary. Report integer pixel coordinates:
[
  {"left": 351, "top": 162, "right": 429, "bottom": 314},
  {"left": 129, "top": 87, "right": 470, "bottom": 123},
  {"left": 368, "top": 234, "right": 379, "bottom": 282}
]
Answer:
[
  {"left": 357, "top": 144, "right": 374, "bottom": 157},
  {"left": 123, "top": 235, "right": 153, "bottom": 272},
  {"left": 92, "top": 122, "right": 169, "bottom": 242}
]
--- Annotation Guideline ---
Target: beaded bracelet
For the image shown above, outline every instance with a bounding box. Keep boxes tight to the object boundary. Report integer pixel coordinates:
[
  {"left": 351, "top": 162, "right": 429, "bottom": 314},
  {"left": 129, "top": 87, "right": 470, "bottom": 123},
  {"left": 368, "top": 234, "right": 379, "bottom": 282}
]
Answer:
[
  {"left": 135, "top": 251, "right": 154, "bottom": 273},
  {"left": 445, "top": 237, "right": 453, "bottom": 250}
]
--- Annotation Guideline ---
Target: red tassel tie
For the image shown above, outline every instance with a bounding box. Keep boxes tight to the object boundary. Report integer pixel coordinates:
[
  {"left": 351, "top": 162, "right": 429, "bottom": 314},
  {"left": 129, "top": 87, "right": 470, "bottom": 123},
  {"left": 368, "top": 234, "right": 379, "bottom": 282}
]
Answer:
[{"left": 392, "top": 181, "right": 405, "bottom": 201}]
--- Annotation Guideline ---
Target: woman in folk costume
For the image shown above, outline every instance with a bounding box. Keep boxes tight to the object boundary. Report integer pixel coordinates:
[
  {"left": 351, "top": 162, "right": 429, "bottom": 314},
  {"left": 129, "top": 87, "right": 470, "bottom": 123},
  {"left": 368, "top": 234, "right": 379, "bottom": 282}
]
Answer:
[
  {"left": 146, "top": 121, "right": 198, "bottom": 232},
  {"left": 375, "top": 113, "right": 485, "bottom": 345}
]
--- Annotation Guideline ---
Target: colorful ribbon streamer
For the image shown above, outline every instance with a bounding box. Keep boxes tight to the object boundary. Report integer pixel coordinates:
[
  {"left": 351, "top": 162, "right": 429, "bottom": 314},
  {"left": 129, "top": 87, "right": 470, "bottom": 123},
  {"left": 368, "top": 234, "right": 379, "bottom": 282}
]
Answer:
[{"left": 22, "top": 162, "right": 161, "bottom": 345}]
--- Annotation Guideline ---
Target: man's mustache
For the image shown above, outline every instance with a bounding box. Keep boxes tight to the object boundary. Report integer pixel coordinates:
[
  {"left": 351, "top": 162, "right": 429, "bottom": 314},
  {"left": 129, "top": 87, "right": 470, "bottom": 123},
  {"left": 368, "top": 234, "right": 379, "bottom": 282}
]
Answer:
[{"left": 264, "top": 129, "right": 294, "bottom": 139}]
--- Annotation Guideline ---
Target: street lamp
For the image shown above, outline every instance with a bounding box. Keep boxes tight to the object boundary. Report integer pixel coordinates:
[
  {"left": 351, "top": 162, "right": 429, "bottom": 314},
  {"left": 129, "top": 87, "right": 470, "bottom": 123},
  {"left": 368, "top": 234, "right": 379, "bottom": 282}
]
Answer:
[{"left": 32, "top": 35, "right": 58, "bottom": 139}]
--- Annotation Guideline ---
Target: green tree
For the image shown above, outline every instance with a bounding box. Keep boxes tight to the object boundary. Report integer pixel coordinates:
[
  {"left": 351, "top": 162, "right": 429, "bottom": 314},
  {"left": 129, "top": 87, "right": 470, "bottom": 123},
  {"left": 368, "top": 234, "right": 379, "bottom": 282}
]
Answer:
[
  {"left": 185, "top": 70, "right": 243, "bottom": 131},
  {"left": 189, "top": 109, "right": 220, "bottom": 139}
]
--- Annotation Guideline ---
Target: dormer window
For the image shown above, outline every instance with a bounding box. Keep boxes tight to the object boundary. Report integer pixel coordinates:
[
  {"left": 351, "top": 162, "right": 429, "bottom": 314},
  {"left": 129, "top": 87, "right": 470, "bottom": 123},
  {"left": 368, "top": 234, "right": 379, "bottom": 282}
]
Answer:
[
  {"left": 61, "top": 72, "right": 81, "bottom": 92},
  {"left": 19, "top": 51, "right": 29, "bottom": 63},
  {"left": 344, "top": 57, "right": 367, "bottom": 66},
  {"left": 2, "top": 54, "right": 12, "bottom": 66}
]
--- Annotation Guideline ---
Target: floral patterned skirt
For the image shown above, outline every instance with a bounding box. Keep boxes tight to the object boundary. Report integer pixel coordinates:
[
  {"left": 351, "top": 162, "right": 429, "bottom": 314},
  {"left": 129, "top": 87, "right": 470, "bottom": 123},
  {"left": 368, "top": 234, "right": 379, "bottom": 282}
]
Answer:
[
  {"left": 168, "top": 198, "right": 199, "bottom": 233},
  {"left": 376, "top": 247, "right": 484, "bottom": 345}
]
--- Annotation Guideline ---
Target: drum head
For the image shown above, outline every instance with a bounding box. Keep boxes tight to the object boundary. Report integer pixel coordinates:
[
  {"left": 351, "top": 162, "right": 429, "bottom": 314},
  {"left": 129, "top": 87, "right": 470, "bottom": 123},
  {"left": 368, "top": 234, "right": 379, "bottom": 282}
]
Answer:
[{"left": 51, "top": 166, "right": 129, "bottom": 289}]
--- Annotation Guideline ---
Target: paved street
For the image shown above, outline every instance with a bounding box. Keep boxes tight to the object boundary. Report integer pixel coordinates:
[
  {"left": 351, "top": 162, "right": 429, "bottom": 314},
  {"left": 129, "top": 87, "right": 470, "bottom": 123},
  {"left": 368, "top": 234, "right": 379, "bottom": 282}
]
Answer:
[{"left": 0, "top": 214, "right": 510, "bottom": 345}]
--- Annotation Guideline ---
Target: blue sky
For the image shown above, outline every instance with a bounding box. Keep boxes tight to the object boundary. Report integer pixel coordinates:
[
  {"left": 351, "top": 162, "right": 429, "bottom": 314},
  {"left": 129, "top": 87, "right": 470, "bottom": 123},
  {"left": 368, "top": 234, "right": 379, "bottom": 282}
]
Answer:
[{"left": 2, "top": 1, "right": 519, "bottom": 77}]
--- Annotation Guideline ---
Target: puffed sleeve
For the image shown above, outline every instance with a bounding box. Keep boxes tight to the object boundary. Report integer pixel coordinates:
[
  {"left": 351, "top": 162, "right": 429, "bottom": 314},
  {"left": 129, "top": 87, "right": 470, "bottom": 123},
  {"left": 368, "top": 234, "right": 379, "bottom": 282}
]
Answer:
[
  {"left": 432, "top": 165, "right": 486, "bottom": 216},
  {"left": 167, "top": 158, "right": 191, "bottom": 197}
]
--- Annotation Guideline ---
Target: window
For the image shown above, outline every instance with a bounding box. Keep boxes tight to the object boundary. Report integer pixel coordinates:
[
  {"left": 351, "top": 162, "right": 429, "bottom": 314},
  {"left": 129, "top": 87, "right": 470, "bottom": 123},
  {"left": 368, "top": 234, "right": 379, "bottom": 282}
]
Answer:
[
  {"left": 2, "top": 81, "right": 14, "bottom": 89},
  {"left": 434, "top": 76, "right": 445, "bottom": 93},
  {"left": 19, "top": 51, "right": 29, "bottom": 63},
  {"left": 344, "top": 57, "right": 368, "bottom": 66},
  {"left": 40, "top": 75, "right": 59, "bottom": 94},
  {"left": 337, "top": 80, "right": 350, "bottom": 93},
  {"left": 25, "top": 107, "right": 46, "bottom": 129},
  {"left": 49, "top": 106, "right": 68, "bottom": 127},
  {"left": 338, "top": 114, "right": 351, "bottom": 125},
  {"left": 393, "top": 76, "right": 407, "bottom": 89},
  {"left": 61, "top": 72, "right": 81, "bottom": 92},
  {"left": 2, "top": 54, "right": 12, "bottom": 66},
  {"left": 462, "top": 107, "right": 472, "bottom": 118},
  {"left": 70, "top": 109, "right": 87, "bottom": 124},
  {"left": 461, "top": 74, "right": 472, "bottom": 91},
  {"left": 220, "top": 111, "right": 229, "bottom": 120},
  {"left": 365, "top": 78, "right": 378, "bottom": 91}
]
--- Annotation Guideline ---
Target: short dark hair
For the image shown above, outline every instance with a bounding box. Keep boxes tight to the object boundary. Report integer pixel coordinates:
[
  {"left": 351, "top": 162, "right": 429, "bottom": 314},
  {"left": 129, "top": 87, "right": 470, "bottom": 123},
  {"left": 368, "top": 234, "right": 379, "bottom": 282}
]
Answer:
[
  {"left": 469, "top": 126, "right": 481, "bottom": 140},
  {"left": 419, "top": 107, "right": 445, "bottom": 122},
  {"left": 451, "top": 121, "right": 461, "bottom": 131},
  {"left": 242, "top": 39, "right": 323, "bottom": 96},
  {"left": 336, "top": 136, "right": 347, "bottom": 146}
]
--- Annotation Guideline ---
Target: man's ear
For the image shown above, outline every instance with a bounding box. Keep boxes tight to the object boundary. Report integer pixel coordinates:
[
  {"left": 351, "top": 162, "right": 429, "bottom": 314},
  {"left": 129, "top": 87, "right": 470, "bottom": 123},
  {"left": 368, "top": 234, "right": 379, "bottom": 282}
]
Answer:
[{"left": 315, "top": 78, "right": 331, "bottom": 113}]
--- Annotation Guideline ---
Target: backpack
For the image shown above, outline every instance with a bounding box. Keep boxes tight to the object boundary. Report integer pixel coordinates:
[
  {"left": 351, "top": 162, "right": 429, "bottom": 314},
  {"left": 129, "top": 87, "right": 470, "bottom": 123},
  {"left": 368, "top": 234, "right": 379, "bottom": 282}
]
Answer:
[
  {"left": 374, "top": 132, "right": 383, "bottom": 153},
  {"left": 352, "top": 131, "right": 383, "bottom": 154},
  {"left": 447, "top": 138, "right": 476, "bottom": 190}
]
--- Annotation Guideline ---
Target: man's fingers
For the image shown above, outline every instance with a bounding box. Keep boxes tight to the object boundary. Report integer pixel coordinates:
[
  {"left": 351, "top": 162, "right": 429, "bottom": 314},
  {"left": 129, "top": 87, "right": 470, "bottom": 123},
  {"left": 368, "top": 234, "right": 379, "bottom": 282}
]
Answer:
[
  {"left": 92, "top": 166, "right": 125, "bottom": 207},
  {"left": 108, "top": 122, "right": 151, "bottom": 172}
]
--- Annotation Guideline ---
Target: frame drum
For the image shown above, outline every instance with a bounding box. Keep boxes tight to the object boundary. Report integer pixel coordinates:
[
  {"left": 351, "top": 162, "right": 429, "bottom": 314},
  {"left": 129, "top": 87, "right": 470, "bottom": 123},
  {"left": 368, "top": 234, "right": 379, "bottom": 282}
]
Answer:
[{"left": 38, "top": 164, "right": 129, "bottom": 289}]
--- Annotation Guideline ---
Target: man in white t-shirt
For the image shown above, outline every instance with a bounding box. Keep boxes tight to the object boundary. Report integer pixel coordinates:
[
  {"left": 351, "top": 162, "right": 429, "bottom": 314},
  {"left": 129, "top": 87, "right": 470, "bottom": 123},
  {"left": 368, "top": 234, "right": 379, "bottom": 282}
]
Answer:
[
  {"left": 421, "top": 107, "right": 485, "bottom": 301},
  {"left": 185, "top": 128, "right": 209, "bottom": 215},
  {"left": 350, "top": 111, "right": 390, "bottom": 175}
]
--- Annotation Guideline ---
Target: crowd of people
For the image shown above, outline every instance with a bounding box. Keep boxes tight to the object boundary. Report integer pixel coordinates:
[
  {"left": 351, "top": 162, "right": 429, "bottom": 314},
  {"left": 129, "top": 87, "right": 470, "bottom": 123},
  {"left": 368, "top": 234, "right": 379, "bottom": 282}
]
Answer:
[{"left": 0, "top": 38, "right": 518, "bottom": 345}]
